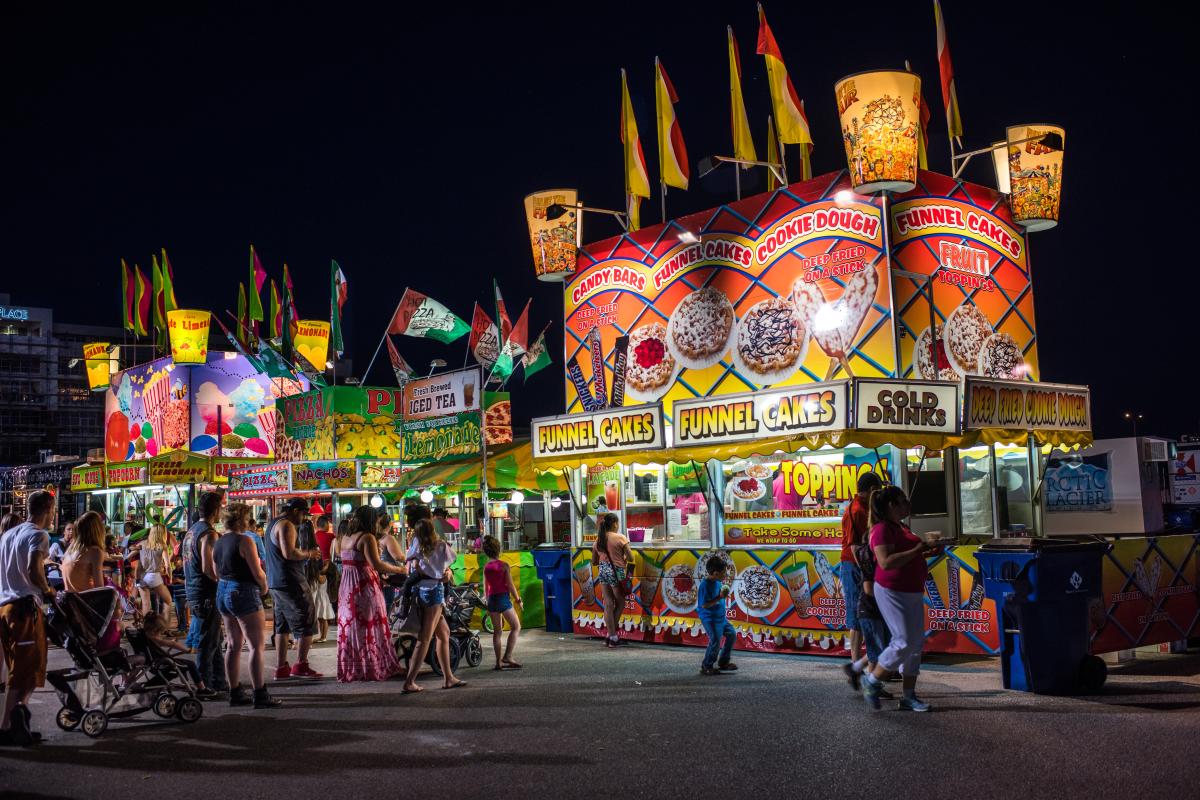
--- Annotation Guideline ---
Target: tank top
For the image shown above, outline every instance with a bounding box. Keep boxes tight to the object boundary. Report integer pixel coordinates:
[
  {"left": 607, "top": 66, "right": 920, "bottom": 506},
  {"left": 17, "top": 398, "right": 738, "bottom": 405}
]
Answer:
[
  {"left": 183, "top": 520, "right": 217, "bottom": 602},
  {"left": 380, "top": 535, "right": 401, "bottom": 567},
  {"left": 214, "top": 533, "right": 256, "bottom": 584},
  {"left": 483, "top": 559, "right": 508, "bottom": 597},
  {"left": 263, "top": 515, "right": 306, "bottom": 591},
  {"left": 141, "top": 545, "right": 165, "bottom": 574}
]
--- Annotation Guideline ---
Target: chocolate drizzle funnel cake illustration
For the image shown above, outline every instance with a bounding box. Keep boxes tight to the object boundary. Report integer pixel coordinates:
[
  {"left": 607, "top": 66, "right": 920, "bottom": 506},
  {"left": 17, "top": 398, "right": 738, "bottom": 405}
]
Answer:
[
  {"left": 735, "top": 298, "right": 807, "bottom": 382},
  {"left": 737, "top": 565, "right": 779, "bottom": 612},
  {"left": 977, "top": 332, "right": 1025, "bottom": 379}
]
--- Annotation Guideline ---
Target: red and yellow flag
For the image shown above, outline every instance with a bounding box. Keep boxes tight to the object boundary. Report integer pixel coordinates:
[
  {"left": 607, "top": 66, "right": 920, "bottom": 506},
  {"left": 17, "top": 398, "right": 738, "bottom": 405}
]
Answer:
[
  {"left": 654, "top": 57, "right": 688, "bottom": 191},
  {"left": 620, "top": 68, "right": 651, "bottom": 230},
  {"left": 934, "top": 0, "right": 963, "bottom": 141},
  {"left": 121, "top": 259, "right": 134, "bottom": 332},
  {"left": 151, "top": 255, "right": 165, "bottom": 343},
  {"left": 756, "top": 4, "right": 812, "bottom": 147},
  {"left": 728, "top": 26, "right": 757, "bottom": 165},
  {"left": 133, "top": 264, "right": 150, "bottom": 337},
  {"left": 918, "top": 93, "right": 932, "bottom": 169}
]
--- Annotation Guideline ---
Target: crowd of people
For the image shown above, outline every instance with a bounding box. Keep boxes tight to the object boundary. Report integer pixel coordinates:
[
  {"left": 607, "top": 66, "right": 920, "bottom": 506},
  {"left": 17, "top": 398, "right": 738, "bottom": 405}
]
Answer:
[
  {"left": 0, "top": 471, "right": 942, "bottom": 747},
  {"left": 0, "top": 488, "right": 529, "bottom": 747}
]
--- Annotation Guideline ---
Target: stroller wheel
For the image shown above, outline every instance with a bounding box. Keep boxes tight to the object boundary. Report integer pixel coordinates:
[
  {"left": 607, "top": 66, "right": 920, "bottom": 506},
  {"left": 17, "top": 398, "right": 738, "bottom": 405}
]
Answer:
[
  {"left": 394, "top": 636, "right": 417, "bottom": 673},
  {"left": 428, "top": 636, "right": 464, "bottom": 676},
  {"left": 481, "top": 615, "right": 495, "bottom": 634},
  {"left": 153, "top": 692, "right": 178, "bottom": 719},
  {"left": 465, "top": 635, "right": 483, "bottom": 668},
  {"left": 80, "top": 710, "right": 108, "bottom": 738},
  {"left": 175, "top": 697, "right": 204, "bottom": 723},
  {"left": 56, "top": 707, "right": 80, "bottom": 731}
]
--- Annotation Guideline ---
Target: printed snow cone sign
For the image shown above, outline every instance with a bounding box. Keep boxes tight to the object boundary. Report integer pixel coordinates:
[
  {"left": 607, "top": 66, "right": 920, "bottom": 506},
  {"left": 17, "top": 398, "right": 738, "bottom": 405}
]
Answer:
[
  {"left": 1005, "top": 123, "right": 1065, "bottom": 231},
  {"left": 525, "top": 189, "right": 579, "bottom": 281},
  {"left": 835, "top": 70, "right": 921, "bottom": 193},
  {"left": 167, "top": 309, "right": 210, "bottom": 364}
]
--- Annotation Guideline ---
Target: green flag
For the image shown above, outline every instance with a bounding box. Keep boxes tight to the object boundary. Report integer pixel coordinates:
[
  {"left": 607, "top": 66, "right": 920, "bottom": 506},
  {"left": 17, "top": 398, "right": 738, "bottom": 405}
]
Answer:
[
  {"left": 522, "top": 330, "right": 552, "bottom": 381},
  {"left": 236, "top": 283, "right": 248, "bottom": 348},
  {"left": 387, "top": 288, "right": 469, "bottom": 344},
  {"left": 248, "top": 245, "right": 265, "bottom": 322},
  {"left": 331, "top": 260, "right": 347, "bottom": 357}
]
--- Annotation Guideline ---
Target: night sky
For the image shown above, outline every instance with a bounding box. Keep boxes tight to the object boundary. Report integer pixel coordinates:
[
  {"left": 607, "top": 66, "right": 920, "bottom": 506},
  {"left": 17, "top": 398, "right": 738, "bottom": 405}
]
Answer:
[{"left": 2, "top": 3, "right": 1188, "bottom": 439}]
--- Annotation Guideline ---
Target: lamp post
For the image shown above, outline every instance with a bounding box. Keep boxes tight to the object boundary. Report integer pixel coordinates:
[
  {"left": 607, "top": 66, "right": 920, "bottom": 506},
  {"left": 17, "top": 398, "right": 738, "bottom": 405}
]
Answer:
[{"left": 1124, "top": 411, "right": 1143, "bottom": 438}]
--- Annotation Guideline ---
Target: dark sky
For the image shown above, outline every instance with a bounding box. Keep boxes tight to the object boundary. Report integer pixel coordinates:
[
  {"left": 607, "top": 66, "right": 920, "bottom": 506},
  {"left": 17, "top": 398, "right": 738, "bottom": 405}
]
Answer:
[{"left": 2, "top": 3, "right": 1188, "bottom": 439}]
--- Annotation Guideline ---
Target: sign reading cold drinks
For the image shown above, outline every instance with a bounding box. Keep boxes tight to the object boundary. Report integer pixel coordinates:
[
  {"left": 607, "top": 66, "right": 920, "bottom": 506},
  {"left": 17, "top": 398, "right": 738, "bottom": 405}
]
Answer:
[{"left": 853, "top": 379, "right": 960, "bottom": 434}]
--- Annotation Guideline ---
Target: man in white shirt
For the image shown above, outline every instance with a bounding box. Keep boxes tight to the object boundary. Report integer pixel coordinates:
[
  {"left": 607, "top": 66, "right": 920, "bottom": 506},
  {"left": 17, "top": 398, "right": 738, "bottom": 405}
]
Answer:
[{"left": 0, "top": 490, "right": 56, "bottom": 747}]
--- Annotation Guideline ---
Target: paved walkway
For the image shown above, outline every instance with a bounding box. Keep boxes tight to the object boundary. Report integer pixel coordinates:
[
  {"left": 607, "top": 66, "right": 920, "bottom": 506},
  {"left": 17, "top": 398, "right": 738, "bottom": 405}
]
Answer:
[{"left": 2, "top": 631, "right": 1198, "bottom": 799}]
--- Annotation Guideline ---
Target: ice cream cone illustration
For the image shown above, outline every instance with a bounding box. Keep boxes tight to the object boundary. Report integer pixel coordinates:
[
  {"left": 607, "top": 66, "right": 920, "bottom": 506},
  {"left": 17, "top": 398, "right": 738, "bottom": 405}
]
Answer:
[
  {"left": 574, "top": 557, "right": 596, "bottom": 606},
  {"left": 637, "top": 554, "right": 664, "bottom": 610},
  {"left": 782, "top": 561, "right": 812, "bottom": 616}
]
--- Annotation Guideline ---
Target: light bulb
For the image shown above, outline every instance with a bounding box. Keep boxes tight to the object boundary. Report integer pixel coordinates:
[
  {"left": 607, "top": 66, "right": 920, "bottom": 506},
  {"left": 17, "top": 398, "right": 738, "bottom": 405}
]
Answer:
[
  {"left": 419, "top": 489, "right": 434, "bottom": 504},
  {"left": 550, "top": 497, "right": 562, "bottom": 509},
  {"left": 370, "top": 494, "right": 384, "bottom": 508},
  {"left": 510, "top": 490, "right": 525, "bottom": 505}
]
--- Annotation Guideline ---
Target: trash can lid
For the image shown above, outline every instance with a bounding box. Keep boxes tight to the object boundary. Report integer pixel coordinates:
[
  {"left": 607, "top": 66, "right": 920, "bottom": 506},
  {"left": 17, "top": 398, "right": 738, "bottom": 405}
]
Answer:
[
  {"left": 979, "top": 536, "right": 1107, "bottom": 553},
  {"left": 534, "top": 542, "right": 571, "bottom": 550}
]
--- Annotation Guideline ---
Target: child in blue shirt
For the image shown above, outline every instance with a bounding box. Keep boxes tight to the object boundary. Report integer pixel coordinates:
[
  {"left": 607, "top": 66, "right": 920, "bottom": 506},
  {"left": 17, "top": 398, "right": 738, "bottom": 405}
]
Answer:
[{"left": 696, "top": 555, "right": 737, "bottom": 675}]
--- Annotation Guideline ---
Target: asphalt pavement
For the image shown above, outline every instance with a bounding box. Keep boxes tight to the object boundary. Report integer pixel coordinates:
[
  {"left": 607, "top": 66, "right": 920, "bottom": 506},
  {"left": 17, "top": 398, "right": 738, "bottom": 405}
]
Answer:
[{"left": 2, "top": 631, "right": 1198, "bottom": 800}]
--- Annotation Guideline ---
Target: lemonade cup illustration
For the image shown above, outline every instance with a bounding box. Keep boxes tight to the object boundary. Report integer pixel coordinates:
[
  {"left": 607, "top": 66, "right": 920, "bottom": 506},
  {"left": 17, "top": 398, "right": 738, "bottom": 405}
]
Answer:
[
  {"left": 574, "top": 557, "right": 596, "bottom": 606},
  {"left": 637, "top": 553, "right": 665, "bottom": 610},
  {"left": 781, "top": 561, "right": 812, "bottom": 616},
  {"left": 604, "top": 480, "right": 620, "bottom": 512}
]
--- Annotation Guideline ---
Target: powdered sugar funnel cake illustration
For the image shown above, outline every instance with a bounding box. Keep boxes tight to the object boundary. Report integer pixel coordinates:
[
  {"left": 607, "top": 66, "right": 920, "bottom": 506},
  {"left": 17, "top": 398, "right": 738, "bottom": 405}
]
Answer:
[
  {"left": 666, "top": 286, "right": 736, "bottom": 370},
  {"left": 944, "top": 302, "right": 994, "bottom": 377}
]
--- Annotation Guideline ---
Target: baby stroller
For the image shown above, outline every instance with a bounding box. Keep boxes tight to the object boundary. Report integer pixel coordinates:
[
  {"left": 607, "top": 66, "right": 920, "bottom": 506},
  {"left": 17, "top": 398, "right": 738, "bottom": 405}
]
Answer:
[
  {"left": 45, "top": 587, "right": 203, "bottom": 738},
  {"left": 391, "top": 583, "right": 484, "bottom": 676}
]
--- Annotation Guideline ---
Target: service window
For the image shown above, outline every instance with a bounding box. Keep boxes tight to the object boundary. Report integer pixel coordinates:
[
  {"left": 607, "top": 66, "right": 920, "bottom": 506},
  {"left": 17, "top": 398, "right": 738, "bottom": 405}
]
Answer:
[
  {"left": 958, "top": 445, "right": 995, "bottom": 536},
  {"left": 907, "top": 448, "right": 949, "bottom": 517},
  {"left": 995, "top": 443, "right": 1035, "bottom": 535}
]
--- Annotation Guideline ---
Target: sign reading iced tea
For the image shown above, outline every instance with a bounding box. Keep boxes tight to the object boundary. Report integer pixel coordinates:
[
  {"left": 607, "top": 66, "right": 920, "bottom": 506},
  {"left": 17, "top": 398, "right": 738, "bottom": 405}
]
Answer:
[
  {"left": 532, "top": 404, "right": 665, "bottom": 459},
  {"left": 404, "top": 367, "right": 481, "bottom": 421}
]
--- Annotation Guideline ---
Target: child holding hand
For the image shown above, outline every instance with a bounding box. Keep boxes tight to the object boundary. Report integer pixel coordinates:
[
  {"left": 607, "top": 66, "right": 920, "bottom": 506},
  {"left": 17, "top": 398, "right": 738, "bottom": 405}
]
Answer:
[{"left": 696, "top": 555, "right": 737, "bottom": 676}]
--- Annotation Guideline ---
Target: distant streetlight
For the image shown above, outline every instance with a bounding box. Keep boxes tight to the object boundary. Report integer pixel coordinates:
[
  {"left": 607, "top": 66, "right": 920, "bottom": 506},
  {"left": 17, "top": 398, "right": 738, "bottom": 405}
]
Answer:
[
  {"left": 1123, "top": 411, "right": 1144, "bottom": 438},
  {"left": 427, "top": 358, "right": 447, "bottom": 377}
]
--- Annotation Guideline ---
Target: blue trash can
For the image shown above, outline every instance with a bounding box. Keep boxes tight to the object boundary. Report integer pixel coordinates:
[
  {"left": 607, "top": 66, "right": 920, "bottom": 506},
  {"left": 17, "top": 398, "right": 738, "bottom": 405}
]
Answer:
[
  {"left": 976, "top": 538, "right": 1108, "bottom": 695},
  {"left": 534, "top": 544, "right": 574, "bottom": 633}
]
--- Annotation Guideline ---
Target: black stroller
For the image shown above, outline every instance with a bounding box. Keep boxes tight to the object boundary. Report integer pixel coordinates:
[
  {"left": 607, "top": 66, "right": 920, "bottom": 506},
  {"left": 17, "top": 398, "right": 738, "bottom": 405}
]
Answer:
[
  {"left": 391, "top": 583, "right": 485, "bottom": 675},
  {"left": 45, "top": 587, "right": 203, "bottom": 738}
]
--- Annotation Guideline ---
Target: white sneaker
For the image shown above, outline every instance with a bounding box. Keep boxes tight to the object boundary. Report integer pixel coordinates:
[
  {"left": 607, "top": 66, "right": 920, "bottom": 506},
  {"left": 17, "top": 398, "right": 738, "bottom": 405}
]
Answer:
[{"left": 898, "top": 695, "right": 931, "bottom": 712}]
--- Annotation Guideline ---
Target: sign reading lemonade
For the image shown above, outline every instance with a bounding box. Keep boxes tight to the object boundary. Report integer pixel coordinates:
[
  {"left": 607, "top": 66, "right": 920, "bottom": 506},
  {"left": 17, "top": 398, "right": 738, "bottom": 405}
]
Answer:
[
  {"left": 167, "top": 309, "right": 211, "bottom": 364},
  {"left": 83, "top": 342, "right": 113, "bottom": 391},
  {"left": 293, "top": 320, "right": 331, "bottom": 371}
]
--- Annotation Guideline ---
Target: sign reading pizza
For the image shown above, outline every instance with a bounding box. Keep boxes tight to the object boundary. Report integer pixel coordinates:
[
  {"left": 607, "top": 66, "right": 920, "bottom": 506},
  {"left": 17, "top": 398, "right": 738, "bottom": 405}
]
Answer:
[
  {"left": 964, "top": 378, "right": 1090, "bottom": 432},
  {"left": 533, "top": 404, "right": 665, "bottom": 459},
  {"left": 853, "top": 379, "right": 960, "bottom": 434},
  {"left": 228, "top": 464, "right": 291, "bottom": 496},
  {"left": 673, "top": 382, "right": 849, "bottom": 446}
]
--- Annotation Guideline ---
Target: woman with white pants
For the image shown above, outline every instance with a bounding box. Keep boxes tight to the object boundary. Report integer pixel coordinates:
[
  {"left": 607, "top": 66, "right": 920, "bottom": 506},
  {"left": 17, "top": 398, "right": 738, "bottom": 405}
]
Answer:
[{"left": 861, "top": 486, "right": 937, "bottom": 712}]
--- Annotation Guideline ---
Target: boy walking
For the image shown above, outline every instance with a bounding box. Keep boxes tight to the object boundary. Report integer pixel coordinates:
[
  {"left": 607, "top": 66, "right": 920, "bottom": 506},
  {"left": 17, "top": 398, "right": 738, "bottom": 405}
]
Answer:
[
  {"left": 842, "top": 536, "right": 892, "bottom": 699},
  {"left": 696, "top": 555, "right": 737, "bottom": 676}
]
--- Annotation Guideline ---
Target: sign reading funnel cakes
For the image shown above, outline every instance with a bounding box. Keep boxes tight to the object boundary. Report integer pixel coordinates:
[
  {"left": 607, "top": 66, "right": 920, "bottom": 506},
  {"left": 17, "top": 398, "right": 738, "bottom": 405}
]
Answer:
[
  {"left": 735, "top": 564, "right": 780, "bottom": 617},
  {"left": 977, "top": 332, "right": 1025, "bottom": 379},
  {"left": 666, "top": 286, "right": 736, "bottom": 370},
  {"left": 944, "top": 302, "right": 994, "bottom": 377},
  {"left": 733, "top": 297, "right": 808, "bottom": 385},
  {"left": 624, "top": 323, "right": 677, "bottom": 402}
]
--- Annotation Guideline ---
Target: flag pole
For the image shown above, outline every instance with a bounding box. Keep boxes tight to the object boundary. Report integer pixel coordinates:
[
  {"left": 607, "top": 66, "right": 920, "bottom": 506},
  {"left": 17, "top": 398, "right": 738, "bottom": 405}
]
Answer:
[{"left": 361, "top": 301, "right": 400, "bottom": 384}]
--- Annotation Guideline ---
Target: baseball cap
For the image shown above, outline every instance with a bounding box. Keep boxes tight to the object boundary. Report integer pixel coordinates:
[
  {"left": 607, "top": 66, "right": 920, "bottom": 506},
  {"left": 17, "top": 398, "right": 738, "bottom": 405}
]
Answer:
[{"left": 283, "top": 498, "right": 310, "bottom": 514}]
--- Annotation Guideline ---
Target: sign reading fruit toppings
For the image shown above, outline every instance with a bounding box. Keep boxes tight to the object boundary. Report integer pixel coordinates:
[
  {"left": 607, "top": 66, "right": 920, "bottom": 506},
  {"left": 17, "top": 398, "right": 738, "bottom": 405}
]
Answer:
[{"left": 532, "top": 404, "right": 665, "bottom": 459}]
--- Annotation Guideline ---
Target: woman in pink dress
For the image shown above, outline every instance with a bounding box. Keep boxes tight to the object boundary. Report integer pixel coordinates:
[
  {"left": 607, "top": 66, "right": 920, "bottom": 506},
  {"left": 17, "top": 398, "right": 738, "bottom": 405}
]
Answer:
[{"left": 336, "top": 506, "right": 408, "bottom": 682}]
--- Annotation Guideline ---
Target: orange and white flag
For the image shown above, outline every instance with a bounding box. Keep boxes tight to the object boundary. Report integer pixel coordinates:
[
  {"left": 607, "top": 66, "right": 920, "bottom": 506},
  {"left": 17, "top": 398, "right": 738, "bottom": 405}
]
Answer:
[
  {"left": 756, "top": 4, "right": 811, "bottom": 147},
  {"left": 621, "top": 68, "right": 651, "bottom": 230},
  {"left": 934, "top": 0, "right": 963, "bottom": 141},
  {"left": 655, "top": 58, "right": 689, "bottom": 191},
  {"left": 727, "top": 27, "right": 757, "bottom": 165}
]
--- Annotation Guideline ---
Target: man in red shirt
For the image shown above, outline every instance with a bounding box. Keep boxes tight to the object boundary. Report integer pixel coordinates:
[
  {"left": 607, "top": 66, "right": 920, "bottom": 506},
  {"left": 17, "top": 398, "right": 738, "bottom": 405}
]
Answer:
[{"left": 839, "top": 471, "right": 882, "bottom": 690}]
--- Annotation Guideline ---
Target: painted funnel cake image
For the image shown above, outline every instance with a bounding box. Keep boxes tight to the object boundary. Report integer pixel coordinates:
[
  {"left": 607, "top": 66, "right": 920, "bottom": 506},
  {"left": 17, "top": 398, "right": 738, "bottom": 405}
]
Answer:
[
  {"left": 914, "top": 325, "right": 958, "bottom": 381},
  {"left": 733, "top": 297, "right": 807, "bottom": 384},
  {"left": 977, "top": 332, "right": 1025, "bottom": 379},
  {"left": 943, "top": 302, "right": 994, "bottom": 377},
  {"left": 624, "top": 323, "right": 675, "bottom": 398},
  {"left": 667, "top": 286, "right": 735, "bottom": 369}
]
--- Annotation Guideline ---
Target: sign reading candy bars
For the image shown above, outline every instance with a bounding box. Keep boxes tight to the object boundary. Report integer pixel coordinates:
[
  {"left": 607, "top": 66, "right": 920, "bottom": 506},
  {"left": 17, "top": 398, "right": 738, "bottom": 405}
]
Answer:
[
  {"left": 673, "top": 382, "right": 849, "bottom": 447},
  {"left": 964, "top": 378, "right": 1090, "bottom": 432},
  {"left": 532, "top": 404, "right": 665, "bottom": 459}
]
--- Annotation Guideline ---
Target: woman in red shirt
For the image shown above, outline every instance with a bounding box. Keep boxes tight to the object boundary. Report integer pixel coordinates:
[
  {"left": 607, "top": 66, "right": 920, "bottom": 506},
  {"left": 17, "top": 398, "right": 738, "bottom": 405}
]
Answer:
[{"left": 860, "top": 486, "right": 936, "bottom": 712}]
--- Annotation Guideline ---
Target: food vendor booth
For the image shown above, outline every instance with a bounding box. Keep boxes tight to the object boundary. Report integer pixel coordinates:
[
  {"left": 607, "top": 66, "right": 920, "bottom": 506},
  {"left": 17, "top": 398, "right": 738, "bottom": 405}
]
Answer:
[{"left": 529, "top": 158, "right": 1117, "bottom": 659}]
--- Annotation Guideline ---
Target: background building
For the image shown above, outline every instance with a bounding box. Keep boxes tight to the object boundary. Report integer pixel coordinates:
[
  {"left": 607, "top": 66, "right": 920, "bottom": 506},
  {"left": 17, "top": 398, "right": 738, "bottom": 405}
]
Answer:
[{"left": 0, "top": 292, "right": 123, "bottom": 465}]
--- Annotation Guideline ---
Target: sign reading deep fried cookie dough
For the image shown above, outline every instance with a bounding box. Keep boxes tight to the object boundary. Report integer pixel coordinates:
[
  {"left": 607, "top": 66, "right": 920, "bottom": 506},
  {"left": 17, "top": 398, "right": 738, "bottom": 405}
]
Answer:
[
  {"left": 853, "top": 379, "right": 960, "bottom": 434},
  {"left": 673, "top": 381, "right": 849, "bottom": 446},
  {"left": 964, "top": 378, "right": 1090, "bottom": 433},
  {"left": 532, "top": 404, "right": 665, "bottom": 459}
]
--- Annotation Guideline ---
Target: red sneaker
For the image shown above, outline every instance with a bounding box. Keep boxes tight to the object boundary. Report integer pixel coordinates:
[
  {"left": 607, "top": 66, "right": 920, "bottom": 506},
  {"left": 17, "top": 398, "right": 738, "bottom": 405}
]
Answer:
[
  {"left": 290, "top": 661, "right": 323, "bottom": 680},
  {"left": 274, "top": 663, "right": 292, "bottom": 680}
]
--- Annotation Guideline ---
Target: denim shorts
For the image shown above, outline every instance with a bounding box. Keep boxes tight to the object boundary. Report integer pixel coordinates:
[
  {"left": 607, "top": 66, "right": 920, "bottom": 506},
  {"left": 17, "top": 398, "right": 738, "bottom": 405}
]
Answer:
[
  {"left": 487, "top": 593, "right": 512, "bottom": 613},
  {"left": 216, "top": 580, "right": 262, "bottom": 618},
  {"left": 839, "top": 561, "right": 862, "bottom": 631},
  {"left": 417, "top": 583, "right": 445, "bottom": 608},
  {"left": 859, "top": 616, "right": 891, "bottom": 665}
]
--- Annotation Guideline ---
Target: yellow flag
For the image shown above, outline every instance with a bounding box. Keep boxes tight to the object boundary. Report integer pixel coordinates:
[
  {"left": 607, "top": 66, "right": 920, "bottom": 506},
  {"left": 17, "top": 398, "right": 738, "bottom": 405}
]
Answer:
[
  {"left": 655, "top": 58, "right": 689, "bottom": 191},
  {"left": 757, "top": 4, "right": 812, "bottom": 147},
  {"left": 621, "top": 68, "right": 651, "bottom": 230},
  {"left": 728, "top": 26, "right": 756, "bottom": 164},
  {"left": 767, "top": 116, "right": 781, "bottom": 191}
]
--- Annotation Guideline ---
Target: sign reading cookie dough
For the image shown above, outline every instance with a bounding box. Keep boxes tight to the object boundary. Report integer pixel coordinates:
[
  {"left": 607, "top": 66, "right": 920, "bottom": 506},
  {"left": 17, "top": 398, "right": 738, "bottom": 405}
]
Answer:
[
  {"left": 853, "top": 379, "right": 960, "bottom": 434},
  {"left": 564, "top": 173, "right": 888, "bottom": 417},
  {"left": 964, "top": 378, "right": 1090, "bottom": 432},
  {"left": 673, "top": 382, "right": 849, "bottom": 446},
  {"left": 532, "top": 404, "right": 665, "bottom": 459}
]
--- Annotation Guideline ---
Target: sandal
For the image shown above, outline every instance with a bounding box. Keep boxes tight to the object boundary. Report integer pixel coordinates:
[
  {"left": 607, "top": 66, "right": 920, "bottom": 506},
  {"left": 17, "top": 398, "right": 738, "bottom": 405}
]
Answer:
[
  {"left": 501, "top": 660, "right": 522, "bottom": 669},
  {"left": 401, "top": 686, "right": 424, "bottom": 694},
  {"left": 442, "top": 680, "right": 468, "bottom": 690}
]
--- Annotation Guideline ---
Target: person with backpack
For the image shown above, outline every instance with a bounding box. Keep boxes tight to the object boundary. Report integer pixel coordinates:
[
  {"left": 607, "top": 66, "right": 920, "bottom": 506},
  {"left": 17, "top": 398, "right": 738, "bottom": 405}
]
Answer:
[{"left": 592, "top": 513, "right": 633, "bottom": 648}]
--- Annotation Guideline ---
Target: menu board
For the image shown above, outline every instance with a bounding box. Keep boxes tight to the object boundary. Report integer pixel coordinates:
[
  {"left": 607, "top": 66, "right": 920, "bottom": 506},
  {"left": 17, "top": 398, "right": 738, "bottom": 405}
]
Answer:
[
  {"left": 853, "top": 378, "right": 960, "bottom": 434},
  {"left": 964, "top": 378, "right": 1090, "bottom": 432},
  {"left": 673, "top": 382, "right": 849, "bottom": 447},
  {"left": 532, "top": 404, "right": 665, "bottom": 459}
]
